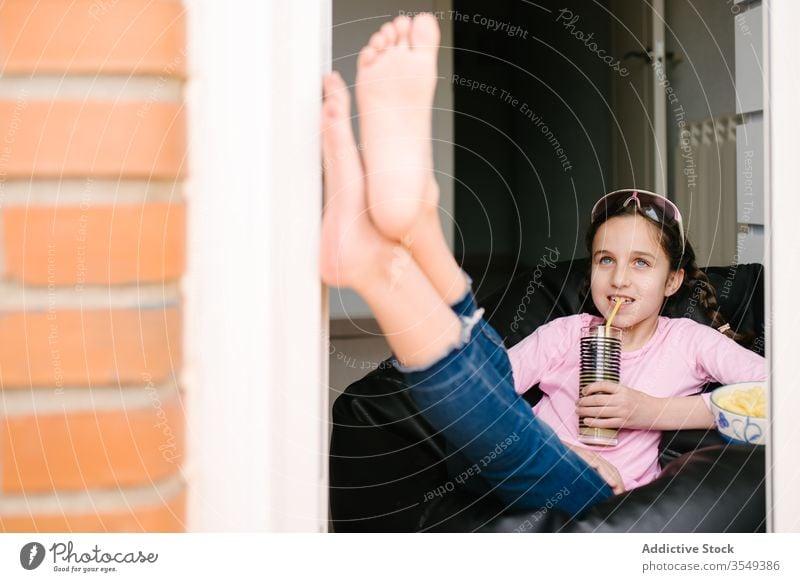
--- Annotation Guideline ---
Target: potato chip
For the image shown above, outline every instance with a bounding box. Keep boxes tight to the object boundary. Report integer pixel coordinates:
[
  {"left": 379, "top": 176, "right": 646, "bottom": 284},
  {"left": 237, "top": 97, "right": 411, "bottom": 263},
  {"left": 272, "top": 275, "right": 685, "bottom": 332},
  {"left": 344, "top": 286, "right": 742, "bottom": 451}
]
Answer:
[{"left": 716, "top": 385, "right": 766, "bottom": 417}]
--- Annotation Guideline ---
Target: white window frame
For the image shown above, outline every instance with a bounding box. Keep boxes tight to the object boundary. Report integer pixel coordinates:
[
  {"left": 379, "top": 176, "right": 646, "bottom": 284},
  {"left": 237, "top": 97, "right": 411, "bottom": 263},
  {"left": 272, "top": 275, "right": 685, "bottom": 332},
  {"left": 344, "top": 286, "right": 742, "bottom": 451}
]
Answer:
[
  {"left": 184, "top": 0, "right": 329, "bottom": 531},
  {"left": 765, "top": 0, "right": 800, "bottom": 533}
]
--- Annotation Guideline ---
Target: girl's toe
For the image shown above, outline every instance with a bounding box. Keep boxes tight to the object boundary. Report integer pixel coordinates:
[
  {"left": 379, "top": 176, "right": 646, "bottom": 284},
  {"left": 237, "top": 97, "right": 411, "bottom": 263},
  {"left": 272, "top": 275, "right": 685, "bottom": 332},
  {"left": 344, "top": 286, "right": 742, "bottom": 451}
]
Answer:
[
  {"left": 393, "top": 15, "right": 411, "bottom": 47},
  {"left": 379, "top": 21, "right": 397, "bottom": 47}
]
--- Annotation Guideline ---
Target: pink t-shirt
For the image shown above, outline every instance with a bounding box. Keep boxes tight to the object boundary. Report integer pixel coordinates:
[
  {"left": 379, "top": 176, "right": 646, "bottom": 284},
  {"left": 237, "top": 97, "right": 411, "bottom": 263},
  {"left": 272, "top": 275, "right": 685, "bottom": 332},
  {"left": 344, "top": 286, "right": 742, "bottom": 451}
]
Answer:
[{"left": 507, "top": 313, "right": 767, "bottom": 490}]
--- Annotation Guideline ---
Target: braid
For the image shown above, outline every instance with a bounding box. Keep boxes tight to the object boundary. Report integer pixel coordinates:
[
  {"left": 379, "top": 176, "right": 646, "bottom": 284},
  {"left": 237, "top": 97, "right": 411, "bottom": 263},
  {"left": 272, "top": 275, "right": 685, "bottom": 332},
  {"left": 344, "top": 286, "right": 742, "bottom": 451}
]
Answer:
[{"left": 680, "top": 259, "right": 752, "bottom": 345}]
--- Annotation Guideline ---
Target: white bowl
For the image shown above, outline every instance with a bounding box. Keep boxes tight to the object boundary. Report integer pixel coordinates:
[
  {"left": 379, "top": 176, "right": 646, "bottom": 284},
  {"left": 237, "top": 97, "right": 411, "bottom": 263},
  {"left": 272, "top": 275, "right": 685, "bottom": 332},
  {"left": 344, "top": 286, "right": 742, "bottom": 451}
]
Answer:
[{"left": 710, "top": 382, "right": 768, "bottom": 446}]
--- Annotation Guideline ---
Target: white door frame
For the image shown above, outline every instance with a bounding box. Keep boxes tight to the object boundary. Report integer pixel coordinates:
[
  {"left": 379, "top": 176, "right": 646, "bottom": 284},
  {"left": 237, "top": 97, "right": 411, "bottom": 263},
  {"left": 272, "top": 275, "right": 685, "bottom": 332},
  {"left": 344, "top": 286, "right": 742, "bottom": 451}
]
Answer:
[
  {"left": 184, "top": 0, "right": 329, "bottom": 531},
  {"left": 765, "top": 0, "right": 800, "bottom": 533}
]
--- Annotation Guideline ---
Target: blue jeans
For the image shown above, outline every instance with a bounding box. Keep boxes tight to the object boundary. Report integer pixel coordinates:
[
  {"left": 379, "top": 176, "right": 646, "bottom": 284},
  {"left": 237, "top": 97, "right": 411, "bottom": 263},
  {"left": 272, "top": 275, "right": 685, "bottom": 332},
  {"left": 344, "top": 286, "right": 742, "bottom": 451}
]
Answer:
[{"left": 390, "top": 272, "right": 613, "bottom": 517}]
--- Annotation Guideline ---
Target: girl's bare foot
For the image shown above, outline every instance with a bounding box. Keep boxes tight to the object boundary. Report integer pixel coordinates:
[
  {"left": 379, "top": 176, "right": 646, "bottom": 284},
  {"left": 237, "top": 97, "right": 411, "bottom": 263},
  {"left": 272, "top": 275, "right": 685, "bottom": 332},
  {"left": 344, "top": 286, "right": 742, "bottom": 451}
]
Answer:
[
  {"left": 319, "top": 72, "right": 464, "bottom": 368},
  {"left": 394, "top": 176, "right": 466, "bottom": 304},
  {"left": 319, "top": 72, "right": 395, "bottom": 291},
  {"left": 356, "top": 13, "right": 440, "bottom": 242}
]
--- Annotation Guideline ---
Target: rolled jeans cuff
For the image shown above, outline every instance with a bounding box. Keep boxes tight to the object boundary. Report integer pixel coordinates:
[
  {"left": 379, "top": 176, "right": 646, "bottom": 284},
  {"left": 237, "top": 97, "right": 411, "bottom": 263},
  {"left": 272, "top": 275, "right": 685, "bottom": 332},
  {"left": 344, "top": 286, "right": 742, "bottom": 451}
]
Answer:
[
  {"left": 449, "top": 270, "right": 478, "bottom": 318},
  {"left": 390, "top": 306, "right": 485, "bottom": 374}
]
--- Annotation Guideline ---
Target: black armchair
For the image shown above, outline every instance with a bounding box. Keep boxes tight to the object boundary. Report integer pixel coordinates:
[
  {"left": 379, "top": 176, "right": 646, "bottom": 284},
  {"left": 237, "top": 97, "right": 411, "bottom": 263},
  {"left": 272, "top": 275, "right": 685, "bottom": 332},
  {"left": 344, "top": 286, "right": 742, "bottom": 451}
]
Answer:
[{"left": 329, "top": 259, "right": 766, "bottom": 532}]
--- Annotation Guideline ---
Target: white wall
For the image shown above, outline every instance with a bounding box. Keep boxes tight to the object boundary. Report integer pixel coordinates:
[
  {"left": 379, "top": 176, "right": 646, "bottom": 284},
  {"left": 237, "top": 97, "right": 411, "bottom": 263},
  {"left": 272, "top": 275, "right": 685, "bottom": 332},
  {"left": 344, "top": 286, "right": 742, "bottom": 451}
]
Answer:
[
  {"left": 665, "top": 1, "right": 736, "bottom": 124},
  {"left": 665, "top": 0, "right": 764, "bottom": 266},
  {"left": 734, "top": 2, "right": 764, "bottom": 265}
]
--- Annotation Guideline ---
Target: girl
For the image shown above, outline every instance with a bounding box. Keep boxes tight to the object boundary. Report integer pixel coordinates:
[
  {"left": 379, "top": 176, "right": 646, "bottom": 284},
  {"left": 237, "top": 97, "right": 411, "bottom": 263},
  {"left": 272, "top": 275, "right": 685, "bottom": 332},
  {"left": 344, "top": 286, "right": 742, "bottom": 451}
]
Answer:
[
  {"left": 320, "top": 13, "right": 766, "bottom": 517},
  {"left": 506, "top": 187, "right": 766, "bottom": 493}
]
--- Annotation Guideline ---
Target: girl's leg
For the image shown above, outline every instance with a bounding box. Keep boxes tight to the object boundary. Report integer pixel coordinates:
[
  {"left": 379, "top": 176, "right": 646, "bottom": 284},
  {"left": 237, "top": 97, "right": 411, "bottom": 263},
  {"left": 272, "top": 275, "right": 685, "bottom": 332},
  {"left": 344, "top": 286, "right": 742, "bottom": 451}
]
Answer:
[
  {"left": 394, "top": 312, "right": 613, "bottom": 515},
  {"left": 355, "top": 15, "right": 469, "bottom": 307},
  {"left": 437, "top": 271, "right": 517, "bottom": 494},
  {"left": 320, "top": 70, "right": 466, "bottom": 370},
  {"left": 445, "top": 269, "right": 512, "bottom": 380},
  {"left": 320, "top": 73, "right": 612, "bottom": 516},
  {"left": 353, "top": 15, "right": 509, "bottom": 375},
  {"left": 356, "top": 13, "right": 439, "bottom": 242}
]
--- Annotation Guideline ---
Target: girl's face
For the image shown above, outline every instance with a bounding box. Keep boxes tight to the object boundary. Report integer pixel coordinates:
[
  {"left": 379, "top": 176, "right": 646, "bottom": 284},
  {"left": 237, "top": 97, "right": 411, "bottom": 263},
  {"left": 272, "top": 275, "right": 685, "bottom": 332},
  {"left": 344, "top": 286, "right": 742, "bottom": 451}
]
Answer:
[{"left": 590, "top": 214, "right": 684, "bottom": 333}]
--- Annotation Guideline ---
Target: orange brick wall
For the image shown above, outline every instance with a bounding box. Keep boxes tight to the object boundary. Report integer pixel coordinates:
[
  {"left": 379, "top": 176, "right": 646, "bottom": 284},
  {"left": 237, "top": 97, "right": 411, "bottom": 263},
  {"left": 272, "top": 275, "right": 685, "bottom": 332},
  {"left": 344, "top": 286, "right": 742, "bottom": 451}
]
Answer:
[{"left": 0, "top": 0, "right": 187, "bottom": 532}]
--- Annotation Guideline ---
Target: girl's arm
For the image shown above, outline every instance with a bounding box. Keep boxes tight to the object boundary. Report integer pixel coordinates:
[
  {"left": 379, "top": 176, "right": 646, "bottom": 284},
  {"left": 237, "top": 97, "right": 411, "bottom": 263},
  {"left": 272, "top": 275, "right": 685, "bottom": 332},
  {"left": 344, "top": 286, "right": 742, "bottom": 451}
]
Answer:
[
  {"left": 578, "top": 322, "right": 767, "bottom": 431},
  {"left": 649, "top": 394, "right": 716, "bottom": 430},
  {"left": 577, "top": 381, "right": 716, "bottom": 431}
]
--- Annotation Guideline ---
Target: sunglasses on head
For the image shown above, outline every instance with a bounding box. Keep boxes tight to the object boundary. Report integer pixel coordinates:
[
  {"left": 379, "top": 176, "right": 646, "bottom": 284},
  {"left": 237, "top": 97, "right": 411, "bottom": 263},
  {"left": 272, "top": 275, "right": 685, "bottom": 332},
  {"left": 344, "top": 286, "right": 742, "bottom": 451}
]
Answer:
[{"left": 590, "top": 188, "right": 685, "bottom": 254}]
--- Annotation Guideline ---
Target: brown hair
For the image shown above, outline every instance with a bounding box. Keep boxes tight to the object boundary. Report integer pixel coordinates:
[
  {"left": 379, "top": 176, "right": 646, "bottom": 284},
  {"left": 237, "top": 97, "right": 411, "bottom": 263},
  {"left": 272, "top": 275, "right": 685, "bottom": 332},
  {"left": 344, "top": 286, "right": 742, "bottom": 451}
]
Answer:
[{"left": 580, "top": 201, "right": 749, "bottom": 344}]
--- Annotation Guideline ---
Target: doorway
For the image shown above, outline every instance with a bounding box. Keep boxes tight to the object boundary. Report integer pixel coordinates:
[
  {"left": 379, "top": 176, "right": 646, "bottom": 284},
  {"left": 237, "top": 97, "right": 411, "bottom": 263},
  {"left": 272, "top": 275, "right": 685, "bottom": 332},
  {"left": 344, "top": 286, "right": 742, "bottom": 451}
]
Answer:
[{"left": 453, "top": 0, "right": 614, "bottom": 301}]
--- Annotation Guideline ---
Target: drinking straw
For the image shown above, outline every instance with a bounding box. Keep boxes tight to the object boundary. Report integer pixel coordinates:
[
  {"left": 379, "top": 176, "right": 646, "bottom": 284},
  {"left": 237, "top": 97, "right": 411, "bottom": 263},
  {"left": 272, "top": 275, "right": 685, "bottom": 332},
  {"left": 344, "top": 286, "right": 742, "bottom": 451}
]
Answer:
[{"left": 605, "top": 297, "right": 624, "bottom": 329}]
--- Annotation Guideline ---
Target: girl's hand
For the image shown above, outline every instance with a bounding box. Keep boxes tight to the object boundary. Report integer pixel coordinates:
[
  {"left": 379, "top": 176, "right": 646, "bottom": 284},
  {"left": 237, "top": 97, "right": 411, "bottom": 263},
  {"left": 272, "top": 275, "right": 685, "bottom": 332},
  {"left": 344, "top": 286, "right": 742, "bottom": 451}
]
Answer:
[
  {"left": 576, "top": 381, "right": 660, "bottom": 430},
  {"left": 563, "top": 442, "right": 625, "bottom": 495}
]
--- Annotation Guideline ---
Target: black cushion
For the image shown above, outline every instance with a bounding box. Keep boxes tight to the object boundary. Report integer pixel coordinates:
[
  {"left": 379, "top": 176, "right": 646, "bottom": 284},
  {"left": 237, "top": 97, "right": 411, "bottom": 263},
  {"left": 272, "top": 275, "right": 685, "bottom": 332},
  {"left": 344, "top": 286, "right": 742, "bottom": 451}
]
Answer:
[{"left": 420, "top": 446, "right": 764, "bottom": 533}]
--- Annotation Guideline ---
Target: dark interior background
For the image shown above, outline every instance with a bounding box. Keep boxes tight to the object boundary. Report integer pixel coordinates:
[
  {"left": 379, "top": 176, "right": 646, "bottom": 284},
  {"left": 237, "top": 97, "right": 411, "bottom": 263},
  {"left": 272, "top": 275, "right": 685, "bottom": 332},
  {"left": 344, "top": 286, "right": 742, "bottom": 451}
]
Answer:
[{"left": 452, "top": 0, "right": 612, "bottom": 301}]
